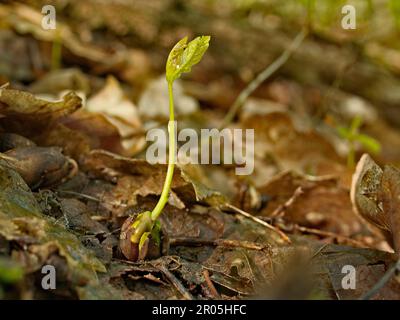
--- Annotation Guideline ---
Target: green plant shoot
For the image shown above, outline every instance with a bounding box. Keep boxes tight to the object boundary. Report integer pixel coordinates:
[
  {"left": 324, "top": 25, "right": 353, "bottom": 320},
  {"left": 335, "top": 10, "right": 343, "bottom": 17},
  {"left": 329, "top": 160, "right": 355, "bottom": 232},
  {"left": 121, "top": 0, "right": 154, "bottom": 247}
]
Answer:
[
  {"left": 129, "top": 35, "right": 210, "bottom": 253},
  {"left": 337, "top": 115, "right": 381, "bottom": 168}
]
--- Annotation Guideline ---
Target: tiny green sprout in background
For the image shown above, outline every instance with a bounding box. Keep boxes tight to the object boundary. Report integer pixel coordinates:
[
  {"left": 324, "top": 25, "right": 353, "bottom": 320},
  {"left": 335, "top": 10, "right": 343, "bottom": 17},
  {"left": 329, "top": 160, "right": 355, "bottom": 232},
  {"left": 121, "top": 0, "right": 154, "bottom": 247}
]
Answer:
[
  {"left": 337, "top": 115, "right": 381, "bottom": 168},
  {"left": 0, "top": 257, "right": 24, "bottom": 299},
  {"left": 128, "top": 35, "right": 211, "bottom": 254},
  {"left": 389, "top": 0, "right": 400, "bottom": 30}
]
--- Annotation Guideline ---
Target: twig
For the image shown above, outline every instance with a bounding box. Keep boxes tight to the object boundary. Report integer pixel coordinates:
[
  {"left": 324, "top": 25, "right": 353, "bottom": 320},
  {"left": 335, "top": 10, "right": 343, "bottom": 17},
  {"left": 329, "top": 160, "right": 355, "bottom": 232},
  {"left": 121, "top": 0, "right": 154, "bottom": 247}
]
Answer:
[
  {"left": 202, "top": 269, "right": 220, "bottom": 299},
  {"left": 169, "top": 237, "right": 268, "bottom": 251},
  {"left": 219, "top": 28, "right": 308, "bottom": 128},
  {"left": 0, "top": 82, "right": 9, "bottom": 89},
  {"left": 295, "top": 225, "right": 367, "bottom": 248},
  {"left": 56, "top": 190, "right": 127, "bottom": 207},
  {"left": 240, "top": 250, "right": 257, "bottom": 285},
  {"left": 311, "top": 243, "right": 330, "bottom": 259},
  {"left": 157, "top": 264, "right": 194, "bottom": 300},
  {"left": 359, "top": 259, "right": 400, "bottom": 300},
  {"left": 270, "top": 186, "right": 304, "bottom": 218},
  {"left": 223, "top": 203, "right": 291, "bottom": 244}
]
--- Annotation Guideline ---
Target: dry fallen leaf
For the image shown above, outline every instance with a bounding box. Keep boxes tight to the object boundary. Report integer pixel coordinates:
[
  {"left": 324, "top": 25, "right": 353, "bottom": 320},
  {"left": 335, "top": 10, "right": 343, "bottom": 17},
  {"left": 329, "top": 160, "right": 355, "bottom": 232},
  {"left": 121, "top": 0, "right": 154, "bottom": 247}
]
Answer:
[
  {"left": 2, "top": 146, "right": 76, "bottom": 189},
  {"left": 0, "top": 86, "right": 82, "bottom": 135},
  {"left": 81, "top": 150, "right": 225, "bottom": 218},
  {"left": 0, "top": 87, "right": 81, "bottom": 119},
  {"left": 241, "top": 111, "right": 345, "bottom": 178},
  {"left": 0, "top": 160, "right": 105, "bottom": 286},
  {"left": 138, "top": 75, "right": 199, "bottom": 119},
  {"left": 86, "top": 76, "right": 144, "bottom": 155},
  {"left": 257, "top": 171, "right": 363, "bottom": 237},
  {"left": 351, "top": 154, "right": 400, "bottom": 252}
]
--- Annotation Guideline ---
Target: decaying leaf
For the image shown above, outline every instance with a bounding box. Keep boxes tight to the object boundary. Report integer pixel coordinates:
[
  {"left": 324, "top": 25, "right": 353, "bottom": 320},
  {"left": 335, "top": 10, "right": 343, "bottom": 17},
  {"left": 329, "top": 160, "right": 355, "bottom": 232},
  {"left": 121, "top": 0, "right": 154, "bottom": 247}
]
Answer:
[
  {"left": 86, "top": 76, "right": 145, "bottom": 155},
  {"left": 351, "top": 154, "right": 400, "bottom": 252},
  {"left": 81, "top": 150, "right": 225, "bottom": 213},
  {"left": 29, "top": 68, "right": 90, "bottom": 96},
  {"left": 138, "top": 75, "right": 199, "bottom": 119},
  {"left": 0, "top": 160, "right": 105, "bottom": 288},
  {"left": 313, "top": 244, "right": 400, "bottom": 299},
  {"left": 257, "top": 171, "right": 363, "bottom": 237},
  {"left": 0, "top": 87, "right": 82, "bottom": 119},
  {"left": 241, "top": 111, "right": 346, "bottom": 180},
  {"left": 0, "top": 86, "right": 82, "bottom": 134},
  {"left": 2, "top": 146, "right": 76, "bottom": 189}
]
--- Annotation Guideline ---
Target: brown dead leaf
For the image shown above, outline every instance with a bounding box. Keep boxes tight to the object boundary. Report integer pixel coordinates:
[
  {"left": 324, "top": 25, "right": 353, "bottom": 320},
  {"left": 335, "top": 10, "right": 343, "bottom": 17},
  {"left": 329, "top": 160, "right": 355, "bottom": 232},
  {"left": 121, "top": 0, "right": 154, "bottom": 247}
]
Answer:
[
  {"left": 0, "top": 87, "right": 127, "bottom": 161},
  {"left": 29, "top": 68, "right": 90, "bottom": 96},
  {"left": 257, "top": 171, "right": 363, "bottom": 237},
  {"left": 59, "top": 111, "right": 127, "bottom": 156},
  {"left": 86, "top": 76, "right": 145, "bottom": 155},
  {"left": 241, "top": 112, "right": 344, "bottom": 175},
  {"left": 138, "top": 76, "right": 199, "bottom": 120},
  {"left": 0, "top": 87, "right": 81, "bottom": 118},
  {"left": 381, "top": 166, "right": 400, "bottom": 253},
  {"left": 81, "top": 150, "right": 224, "bottom": 218},
  {"left": 0, "top": 159, "right": 106, "bottom": 287},
  {"left": 315, "top": 244, "right": 400, "bottom": 299},
  {"left": 2, "top": 146, "right": 76, "bottom": 189},
  {"left": 351, "top": 154, "right": 400, "bottom": 252},
  {"left": 36, "top": 112, "right": 129, "bottom": 160}
]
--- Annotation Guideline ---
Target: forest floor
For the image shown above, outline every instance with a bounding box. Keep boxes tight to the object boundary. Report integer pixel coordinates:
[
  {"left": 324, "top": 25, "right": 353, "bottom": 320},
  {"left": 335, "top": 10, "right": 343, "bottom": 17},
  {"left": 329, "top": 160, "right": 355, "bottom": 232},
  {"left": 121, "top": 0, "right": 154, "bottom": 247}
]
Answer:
[{"left": 1, "top": 0, "right": 400, "bottom": 300}]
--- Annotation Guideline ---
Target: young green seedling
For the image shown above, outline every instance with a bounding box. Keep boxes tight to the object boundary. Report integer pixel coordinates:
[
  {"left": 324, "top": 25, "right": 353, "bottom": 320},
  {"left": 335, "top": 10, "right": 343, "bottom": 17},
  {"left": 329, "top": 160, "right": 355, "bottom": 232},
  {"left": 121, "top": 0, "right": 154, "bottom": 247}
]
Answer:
[
  {"left": 337, "top": 115, "right": 381, "bottom": 168},
  {"left": 120, "top": 35, "right": 210, "bottom": 261}
]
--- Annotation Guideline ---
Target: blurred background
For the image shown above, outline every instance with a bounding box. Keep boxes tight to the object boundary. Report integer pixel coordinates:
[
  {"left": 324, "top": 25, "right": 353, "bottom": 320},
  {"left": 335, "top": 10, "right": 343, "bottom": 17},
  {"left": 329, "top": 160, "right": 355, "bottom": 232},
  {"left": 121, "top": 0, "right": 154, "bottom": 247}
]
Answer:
[{"left": 1, "top": 0, "right": 400, "bottom": 300}]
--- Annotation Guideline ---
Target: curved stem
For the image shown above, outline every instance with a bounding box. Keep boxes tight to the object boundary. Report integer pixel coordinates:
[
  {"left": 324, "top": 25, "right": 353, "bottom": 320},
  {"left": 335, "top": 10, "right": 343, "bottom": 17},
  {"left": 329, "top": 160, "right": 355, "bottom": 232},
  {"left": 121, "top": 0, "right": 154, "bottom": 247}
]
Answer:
[{"left": 151, "top": 82, "right": 176, "bottom": 221}]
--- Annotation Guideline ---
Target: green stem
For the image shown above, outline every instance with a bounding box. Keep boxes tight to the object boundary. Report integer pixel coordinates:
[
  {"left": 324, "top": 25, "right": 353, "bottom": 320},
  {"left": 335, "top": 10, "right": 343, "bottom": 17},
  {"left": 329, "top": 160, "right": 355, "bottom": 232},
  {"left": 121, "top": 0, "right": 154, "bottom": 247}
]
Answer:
[
  {"left": 347, "top": 142, "right": 355, "bottom": 169},
  {"left": 151, "top": 82, "right": 176, "bottom": 221},
  {"left": 219, "top": 29, "right": 307, "bottom": 129}
]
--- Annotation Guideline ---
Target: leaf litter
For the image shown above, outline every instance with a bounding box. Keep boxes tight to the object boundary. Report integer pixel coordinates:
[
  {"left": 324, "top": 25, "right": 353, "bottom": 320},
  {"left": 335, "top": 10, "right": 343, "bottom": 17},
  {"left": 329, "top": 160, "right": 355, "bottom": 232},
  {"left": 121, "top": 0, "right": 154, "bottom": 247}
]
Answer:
[{"left": 1, "top": 0, "right": 400, "bottom": 300}]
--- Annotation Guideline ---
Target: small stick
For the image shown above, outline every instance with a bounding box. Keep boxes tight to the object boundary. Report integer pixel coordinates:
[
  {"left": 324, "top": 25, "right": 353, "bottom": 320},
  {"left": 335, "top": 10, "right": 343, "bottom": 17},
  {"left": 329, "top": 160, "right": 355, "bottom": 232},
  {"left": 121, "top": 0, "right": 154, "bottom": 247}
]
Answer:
[
  {"left": 224, "top": 203, "right": 291, "bottom": 244},
  {"left": 270, "top": 186, "right": 304, "bottom": 218},
  {"left": 219, "top": 28, "right": 308, "bottom": 128},
  {"left": 0, "top": 82, "right": 9, "bottom": 89},
  {"left": 157, "top": 264, "right": 194, "bottom": 300},
  {"left": 169, "top": 237, "right": 267, "bottom": 251},
  {"left": 311, "top": 243, "right": 330, "bottom": 259},
  {"left": 202, "top": 269, "right": 220, "bottom": 299},
  {"left": 295, "top": 225, "right": 367, "bottom": 248},
  {"left": 56, "top": 190, "right": 127, "bottom": 207}
]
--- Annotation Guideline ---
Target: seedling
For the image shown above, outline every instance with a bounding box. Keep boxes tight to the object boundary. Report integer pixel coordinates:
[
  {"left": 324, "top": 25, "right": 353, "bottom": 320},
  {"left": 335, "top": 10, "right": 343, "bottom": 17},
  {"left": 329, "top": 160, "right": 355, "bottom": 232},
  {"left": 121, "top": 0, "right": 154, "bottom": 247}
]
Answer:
[
  {"left": 337, "top": 115, "right": 381, "bottom": 168},
  {"left": 120, "top": 36, "right": 210, "bottom": 260}
]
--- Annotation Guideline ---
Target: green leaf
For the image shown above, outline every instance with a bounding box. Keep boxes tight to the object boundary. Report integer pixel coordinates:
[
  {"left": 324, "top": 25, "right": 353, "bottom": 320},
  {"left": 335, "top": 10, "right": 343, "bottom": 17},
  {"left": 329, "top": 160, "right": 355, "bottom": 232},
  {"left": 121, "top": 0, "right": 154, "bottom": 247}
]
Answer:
[
  {"left": 139, "top": 232, "right": 150, "bottom": 251},
  {"left": 354, "top": 133, "right": 381, "bottom": 155},
  {"left": 166, "top": 35, "right": 211, "bottom": 83},
  {"left": 0, "top": 258, "right": 23, "bottom": 284},
  {"left": 337, "top": 126, "right": 351, "bottom": 139},
  {"left": 349, "top": 115, "right": 363, "bottom": 134},
  {"left": 132, "top": 212, "right": 145, "bottom": 229}
]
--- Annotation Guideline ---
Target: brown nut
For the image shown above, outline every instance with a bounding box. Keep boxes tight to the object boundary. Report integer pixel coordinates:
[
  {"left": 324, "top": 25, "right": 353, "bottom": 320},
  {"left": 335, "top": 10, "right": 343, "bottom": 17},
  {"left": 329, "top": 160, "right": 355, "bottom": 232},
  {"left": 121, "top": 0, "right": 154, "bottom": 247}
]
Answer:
[
  {"left": 119, "top": 216, "right": 140, "bottom": 261},
  {"left": 3, "top": 146, "right": 77, "bottom": 189},
  {"left": 119, "top": 215, "right": 164, "bottom": 261},
  {"left": 0, "top": 133, "right": 36, "bottom": 152}
]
